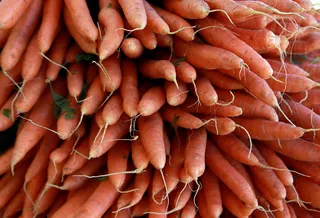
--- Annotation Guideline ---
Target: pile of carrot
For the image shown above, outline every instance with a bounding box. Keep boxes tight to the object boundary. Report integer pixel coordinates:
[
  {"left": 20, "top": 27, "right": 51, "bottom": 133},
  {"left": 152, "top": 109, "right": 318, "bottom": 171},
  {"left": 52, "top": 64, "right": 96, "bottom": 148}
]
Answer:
[{"left": 0, "top": 0, "right": 320, "bottom": 217}]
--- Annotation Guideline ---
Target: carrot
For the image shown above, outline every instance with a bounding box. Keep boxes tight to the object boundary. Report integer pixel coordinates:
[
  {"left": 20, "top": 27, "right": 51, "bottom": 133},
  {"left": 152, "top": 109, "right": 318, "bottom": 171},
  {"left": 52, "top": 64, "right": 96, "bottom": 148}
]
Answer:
[
  {"left": 173, "top": 37, "right": 244, "bottom": 70},
  {"left": 107, "top": 141, "right": 131, "bottom": 190},
  {"left": 163, "top": 127, "right": 171, "bottom": 157},
  {"left": 180, "top": 199, "right": 196, "bottom": 218},
  {"left": 250, "top": 173, "right": 284, "bottom": 211},
  {"left": 64, "top": 0, "right": 98, "bottom": 42},
  {"left": 47, "top": 192, "right": 68, "bottom": 218},
  {"left": 0, "top": 148, "right": 13, "bottom": 175},
  {"left": 3, "top": 187, "right": 25, "bottom": 218},
  {"left": 288, "top": 33, "right": 320, "bottom": 54},
  {"left": 156, "top": 34, "right": 173, "bottom": 48},
  {"left": 51, "top": 181, "right": 100, "bottom": 218},
  {"left": 116, "top": 183, "right": 135, "bottom": 210},
  {"left": 120, "top": 59, "right": 140, "bottom": 118},
  {"left": 254, "top": 0, "right": 304, "bottom": 12},
  {"left": 294, "top": 176, "right": 320, "bottom": 208},
  {"left": 164, "top": 0, "right": 210, "bottom": 19},
  {"left": 288, "top": 204, "right": 297, "bottom": 218},
  {"left": 144, "top": 1, "right": 170, "bottom": 35},
  {"left": 266, "top": 73, "right": 319, "bottom": 93},
  {"left": 195, "top": 17, "right": 273, "bottom": 79},
  {"left": 0, "top": 0, "right": 43, "bottom": 71},
  {"left": 56, "top": 96, "right": 81, "bottom": 140},
  {"left": 197, "top": 69, "right": 244, "bottom": 90},
  {"left": 89, "top": 114, "right": 130, "bottom": 158},
  {"left": 0, "top": 163, "right": 29, "bottom": 208},
  {"left": 99, "top": 0, "right": 120, "bottom": 9},
  {"left": 289, "top": 89, "right": 320, "bottom": 108},
  {"left": 291, "top": 203, "right": 313, "bottom": 218},
  {"left": 0, "top": 28, "right": 11, "bottom": 48},
  {"left": 164, "top": 80, "right": 188, "bottom": 106},
  {"left": 101, "top": 92, "right": 124, "bottom": 130},
  {"left": 0, "top": 0, "right": 33, "bottom": 30},
  {"left": 140, "top": 59, "right": 177, "bottom": 85},
  {"left": 45, "top": 29, "right": 71, "bottom": 81},
  {"left": 148, "top": 192, "right": 168, "bottom": 218},
  {"left": 216, "top": 89, "right": 278, "bottom": 121},
  {"left": 293, "top": 0, "right": 313, "bottom": 10},
  {"left": 121, "top": 38, "right": 144, "bottom": 59},
  {"left": 99, "top": 54, "right": 122, "bottom": 92},
  {"left": 266, "top": 59, "right": 309, "bottom": 77},
  {"left": 138, "top": 112, "right": 165, "bottom": 170},
  {"left": 169, "top": 182, "right": 194, "bottom": 212},
  {"left": 219, "top": 13, "right": 273, "bottom": 30},
  {"left": 138, "top": 86, "right": 166, "bottom": 116},
  {"left": 85, "top": 64, "right": 98, "bottom": 86},
  {"left": 205, "top": 140, "right": 257, "bottom": 207},
  {"left": 181, "top": 96, "right": 242, "bottom": 118},
  {"left": 0, "top": 94, "right": 17, "bottom": 131},
  {"left": 220, "top": 182, "right": 255, "bottom": 217},
  {"left": 62, "top": 138, "right": 90, "bottom": 176},
  {"left": 64, "top": 43, "right": 83, "bottom": 64},
  {"left": 11, "top": 77, "right": 67, "bottom": 170},
  {"left": 63, "top": 6, "right": 97, "bottom": 54},
  {"left": 232, "top": 117, "right": 304, "bottom": 140},
  {"left": 131, "top": 138, "right": 149, "bottom": 173},
  {"left": 263, "top": 139, "right": 320, "bottom": 162},
  {"left": 33, "top": 184, "right": 60, "bottom": 216},
  {"left": 273, "top": 201, "right": 291, "bottom": 218},
  {"left": 197, "top": 189, "right": 209, "bottom": 218},
  {"left": 124, "top": 21, "right": 157, "bottom": 50},
  {"left": 131, "top": 195, "right": 149, "bottom": 217},
  {"left": 98, "top": 6, "right": 124, "bottom": 61},
  {"left": 282, "top": 156, "right": 320, "bottom": 184},
  {"left": 118, "top": 0, "right": 147, "bottom": 30},
  {"left": 203, "top": 116, "right": 237, "bottom": 136},
  {"left": 184, "top": 128, "right": 207, "bottom": 180},
  {"left": 211, "top": 133, "right": 260, "bottom": 166},
  {"left": 200, "top": 169, "right": 223, "bottom": 218},
  {"left": 73, "top": 179, "right": 122, "bottom": 218},
  {"left": 37, "top": 0, "right": 62, "bottom": 53},
  {"left": 161, "top": 105, "right": 203, "bottom": 129},
  {"left": 59, "top": 157, "right": 105, "bottom": 191},
  {"left": 191, "top": 75, "right": 219, "bottom": 106},
  {"left": 67, "top": 63, "right": 86, "bottom": 99},
  {"left": 15, "top": 62, "right": 48, "bottom": 114},
  {"left": 24, "top": 127, "right": 60, "bottom": 185},
  {"left": 151, "top": 4, "right": 195, "bottom": 41}
]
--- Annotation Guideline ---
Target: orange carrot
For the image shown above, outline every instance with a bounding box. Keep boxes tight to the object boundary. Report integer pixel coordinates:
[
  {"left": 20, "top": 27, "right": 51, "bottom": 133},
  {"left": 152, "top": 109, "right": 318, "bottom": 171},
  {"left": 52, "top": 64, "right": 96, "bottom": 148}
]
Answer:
[
  {"left": 0, "top": 28, "right": 11, "bottom": 48},
  {"left": 46, "top": 29, "right": 71, "bottom": 81},
  {"left": 138, "top": 86, "right": 166, "bottom": 116},
  {"left": 0, "top": 94, "right": 17, "bottom": 131},
  {"left": 273, "top": 201, "right": 291, "bottom": 217},
  {"left": 169, "top": 181, "right": 194, "bottom": 212},
  {"left": 232, "top": 117, "right": 304, "bottom": 140},
  {"left": 118, "top": 0, "right": 147, "bottom": 29},
  {"left": 33, "top": 184, "right": 60, "bottom": 216},
  {"left": 161, "top": 105, "right": 203, "bottom": 129},
  {"left": 51, "top": 181, "right": 100, "bottom": 218},
  {"left": 124, "top": 21, "right": 157, "bottom": 50},
  {"left": 164, "top": 80, "right": 188, "bottom": 106},
  {"left": 256, "top": 144, "right": 293, "bottom": 187},
  {"left": 64, "top": 0, "right": 98, "bottom": 42},
  {"left": 98, "top": 6, "right": 124, "bottom": 60},
  {"left": 289, "top": 89, "right": 320, "bottom": 108},
  {"left": 206, "top": 140, "right": 257, "bottom": 207},
  {"left": 0, "top": 0, "right": 33, "bottom": 29},
  {"left": 291, "top": 203, "right": 313, "bottom": 218},
  {"left": 89, "top": 114, "right": 130, "bottom": 158},
  {"left": 120, "top": 59, "right": 140, "bottom": 118},
  {"left": 99, "top": 54, "right": 122, "bottom": 92},
  {"left": 131, "top": 138, "right": 149, "bottom": 173},
  {"left": 121, "top": 38, "right": 144, "bottom": 59},
  {"left": 267, "top": 59, "right": 309, "bottom": 77},
  {"left": 192, "top": 75, "right": 218, "bottom": 106},
  {"left": 46, "top": 192, "right": 68, "bottom": 218},
  {"left": 67, "top": 63, "right": 86, "bottom": 98},
  {"left": 15, "top": 62, "right": 48, "bottom": 113},
  {"left": 181, "top": 96, "right": 243, "bottom": 117},
  {"left": 211, "top": 133, "right": 260, "bottom": 166},
  {"left": 62, "top": 138, "right": 90, "bottom": 176},
  {"left": 173, "top": 36, "right": 244, "bottom": 70},
  {"left": 216, "top": 89, "right": 278, "bottom": 121},
  {"left": 0, "top": 148, "right": 12, "bottom": 175},
  {"left": 288, "top": 203, "right": 297, "bottom": 218},
  {"left": 203, "top": 116, "right": 237, "bottom": 136},
  {"left": 200, "top": 169, "right": 223, "bottom": 218},
  {"left": 288, "top": 33, "right": 320, "bottom": 54},
  {"left": 11, "top": 77, "right": 67, "bottom": 169},
  {"left": 85, "top": 64, "right": 98, "bottom": 86},
  {"left": 63, "top": 6, "right": 97, "bottom": 54},
  {"left": 131, "top": 195, "right": 149, "bottom": 217},
  {"left": 180, "top": 198, "right": 197, "bottom": 218},
  {"left": 294, "top": 176, "right": 320, "bottom": 208},
  {"left": 219, "top": 14, "right": 273, "bottom": 30},
  {"left": 144, "top": 1, "right": 170, "bottom": 35},
  {"left": 164, "top": 0, "right": 210, "bottom": 19},
  {"left": 138, "top": 112, "right": 165, "bottom": 170},
  {"left": 37, "top": 0, "right": 63, "bottom": 53},
  {"left": 152, "top": 4, "right": 195, "bottom": 41},
  {"left": 266, "top": 72, "right": 318, "bottom": 93},
  {"left": 259, "top": 0, "right": 304, "bottom": 12},
  {"left": 140, "top": 59, "right": 177, "bottom": 85},
  {"left": 64, "top": 43, "right": 83, "bottom": 64},
  {"left": 219, "top": 68, "right": 278, "bottom": 106},
  {"left": 197, "top": 189, "right": 209, "bottom": 218},
  {"left": 263, "top": 139, "right": 320, "bottom": 162},
  {"left": 0, "top": 0, "right": 43, "bottom": 71},
  {"left": 156, "top": 34, "right": 173, "bottom": 48},
  {"left": 3, "top": 187, "right": 25, "bottom": 218},
  {"left": 195, "top": 17, "right": 273, "bottom": 79},
  {"left": 102, "top": 92, "right": 124, "bottom": 128},
  {"left": 197, "top": 69, "right": 245, "bottom": 90}
]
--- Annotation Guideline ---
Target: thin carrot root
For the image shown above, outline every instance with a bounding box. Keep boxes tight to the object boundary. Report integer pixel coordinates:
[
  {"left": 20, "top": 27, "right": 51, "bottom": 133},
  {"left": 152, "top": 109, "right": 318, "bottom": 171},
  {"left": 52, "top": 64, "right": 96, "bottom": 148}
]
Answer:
[
  {"left": 128, "top": 114, "right": 141, "bottom": 137},
  {"left": 160, "top": 169, "right": 169, "bottom": 204},
  {"left": 40, "top": 52, "right": 71, "bottom": 76},
  {"left": 193, "top": 25, "right": 230, "bottom": 38},
  {"left": 116, "top": 187, "right": 140, "bottom": 194},
  {"left": 72, "top": 168, "right": 143, "bottom": 179},
  {"left": 258, "top": 164, "right": 310, "bottom": 177},
  {"left": 2, "top": 69, "right": 25, "bottom": 99},
  {"left": 235, "top": 124, "right": 253, "bottom": 159},
  {"left": 23, "top": 181, "right": 35, "bottom": 207},
  {"left": 69, "top": 112, "right": 84, "bottom": 139},
  {"left": 208, "top": 9, "right": 235, "bottom": 26},
  {"left": 192, "top": 179, "right": 201, "bottom": 211},
  {"left": 276, "top": 104, "right": 296, "bottom": 127},
  {"left": 168, "top": 25, "right": 197, "bottom": 35},
  {"left": 97, "top": 91, "right": 114, "bottom": 111},
  {"left": 202, "top": 118, "right": 218, "bottom": 134},
  {"left": 187, "top": 80, "right": 201, "bottom": 109},
  {"left": 215, "top": 91, "right": 235, "bottom": 106}
]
